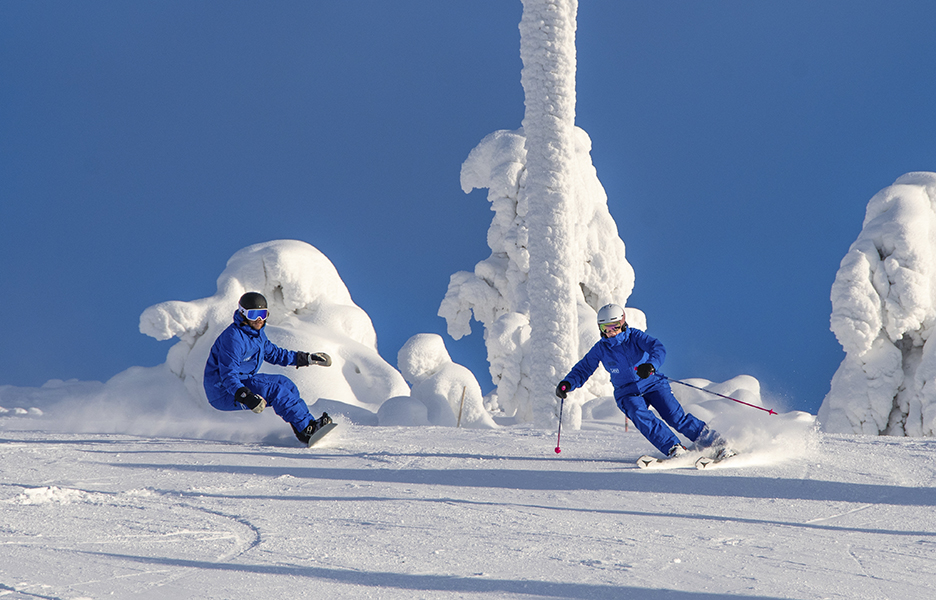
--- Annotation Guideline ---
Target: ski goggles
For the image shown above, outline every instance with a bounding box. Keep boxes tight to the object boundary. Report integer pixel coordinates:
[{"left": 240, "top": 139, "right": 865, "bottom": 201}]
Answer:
[
  {"left": 239, "top": 307, "right": 269, "bottom": 321},
  {"left": 598, "top": 319, "right": 624, "bottom": 334}
]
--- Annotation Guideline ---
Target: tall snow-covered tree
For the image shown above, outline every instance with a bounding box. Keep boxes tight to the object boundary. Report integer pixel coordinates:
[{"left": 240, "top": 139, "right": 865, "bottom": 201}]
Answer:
[
  {"left": 440, "top": 0, "right": 641, "bottom": 428},
  {"left": 820, "top": 172, "right": 936, "bottom": 436},
  {"left": 519, "top": 0, "right": 580, "bottom": 427}
]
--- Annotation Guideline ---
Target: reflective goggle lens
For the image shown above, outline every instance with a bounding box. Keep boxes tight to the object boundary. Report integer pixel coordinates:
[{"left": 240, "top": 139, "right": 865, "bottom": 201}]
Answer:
[
  {"left": 242, "top": 308, "right": 268, "bottom": 321},
  {"left": 599, "top": 319, "right": 623, "bottom": 333}
]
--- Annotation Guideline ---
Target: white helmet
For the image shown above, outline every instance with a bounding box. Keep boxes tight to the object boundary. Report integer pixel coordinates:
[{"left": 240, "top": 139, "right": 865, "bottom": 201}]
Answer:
[{"left": 597, "top": 303, "right": 625, "bottom": 325}]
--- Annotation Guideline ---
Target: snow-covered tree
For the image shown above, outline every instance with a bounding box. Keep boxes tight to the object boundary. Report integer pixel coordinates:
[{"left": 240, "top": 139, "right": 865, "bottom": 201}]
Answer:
[
  {"left": 518, "top": 0, "right": 580, "bottom": 428},
  {"left": 439, "top": 1, "right": 641, "bottom": 429},
  {"left": 820, "top": 172, "right": 936, "bottom": 436},
  {"left": 440, "top": 128, "right": 641, "bottom": 428}
]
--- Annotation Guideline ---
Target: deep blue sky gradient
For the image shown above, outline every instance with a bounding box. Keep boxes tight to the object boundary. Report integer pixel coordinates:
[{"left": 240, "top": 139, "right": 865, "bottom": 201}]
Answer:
[{"left": 4, "top": 1, "right": 936, "bottom": 415}]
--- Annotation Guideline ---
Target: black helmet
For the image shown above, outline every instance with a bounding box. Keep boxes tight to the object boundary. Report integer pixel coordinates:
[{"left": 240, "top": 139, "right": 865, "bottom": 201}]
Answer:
[{"left": 238, "top": 292, "right": 267, "bottom": 310}]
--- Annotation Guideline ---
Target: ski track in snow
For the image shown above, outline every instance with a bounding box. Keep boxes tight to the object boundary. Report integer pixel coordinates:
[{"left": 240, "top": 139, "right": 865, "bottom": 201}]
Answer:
[{"left": 1, "top": 423, "right": 935, "bottom": 599}]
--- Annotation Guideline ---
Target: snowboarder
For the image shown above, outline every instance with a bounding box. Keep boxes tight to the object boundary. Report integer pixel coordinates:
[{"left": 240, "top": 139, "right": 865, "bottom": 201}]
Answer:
[
  {"left": 555, "top": 303, "right": 733, "bottom": 460},
  {"left": 204, "top": 292, "right": 333, "bottom": 445}
]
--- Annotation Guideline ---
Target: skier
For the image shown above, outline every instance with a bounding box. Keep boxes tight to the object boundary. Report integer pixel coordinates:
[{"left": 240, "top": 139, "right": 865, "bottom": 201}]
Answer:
[
  {"left": 555, "top": 303, "right": 733, "bottom": 461},
  {"left": 204, "top": 292, "right": 333, "bottom": 445}
]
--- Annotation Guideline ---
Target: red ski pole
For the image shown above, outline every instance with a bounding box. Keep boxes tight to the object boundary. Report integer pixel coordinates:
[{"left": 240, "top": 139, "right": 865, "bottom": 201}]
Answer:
[
  {"left": 555, "top": 395, "right": 565, "bottom": 454},
  {"left": 661, "top": 375, "right": 777, "bottom": 415}
]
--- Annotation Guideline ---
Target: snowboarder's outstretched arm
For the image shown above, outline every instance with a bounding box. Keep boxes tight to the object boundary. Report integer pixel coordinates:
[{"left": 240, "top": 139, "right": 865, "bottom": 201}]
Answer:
[{"left": 261, "top": 340, "right": 331, "bottom": 369}]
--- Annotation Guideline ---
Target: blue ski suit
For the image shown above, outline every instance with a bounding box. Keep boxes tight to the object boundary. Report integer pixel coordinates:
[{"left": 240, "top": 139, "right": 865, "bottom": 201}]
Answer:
[
  {"left": 203, "top": 313, "right": 314, "bottom": 431},
  {"left": 562, "top": 326, "right": 707, "bottom": 455}
]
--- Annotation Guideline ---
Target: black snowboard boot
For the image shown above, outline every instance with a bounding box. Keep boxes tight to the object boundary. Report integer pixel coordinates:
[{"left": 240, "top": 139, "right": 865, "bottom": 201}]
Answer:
[{"left": 292, "top": 413, "right": 333, "bottom": 444}]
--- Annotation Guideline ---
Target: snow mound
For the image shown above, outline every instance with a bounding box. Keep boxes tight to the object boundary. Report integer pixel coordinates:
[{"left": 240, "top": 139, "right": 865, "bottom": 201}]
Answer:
[
  {"left": 386, "top": 333, "right": 496, "bottom": 428},
  {"left": 140, "top": 239, "right": 409, "bottom": 411}
]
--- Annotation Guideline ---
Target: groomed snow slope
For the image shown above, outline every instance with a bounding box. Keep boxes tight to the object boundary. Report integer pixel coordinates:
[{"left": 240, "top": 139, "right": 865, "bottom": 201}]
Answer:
[{"left": 2, "top": 421, "right": 934, "bottom": 600}]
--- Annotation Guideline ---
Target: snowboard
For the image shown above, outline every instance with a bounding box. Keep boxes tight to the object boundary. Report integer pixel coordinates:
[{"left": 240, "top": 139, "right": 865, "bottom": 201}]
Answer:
[{"left": 306, "top": 421, "right": 337, "bottom": 447}]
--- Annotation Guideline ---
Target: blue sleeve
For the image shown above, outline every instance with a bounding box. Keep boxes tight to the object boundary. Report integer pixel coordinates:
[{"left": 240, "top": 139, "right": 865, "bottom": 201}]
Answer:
[
  {"left": 215, "top": 330, "right": 249, "bottom": 397},
  {"left": 563, "top": 343, "right": 602, "bottom": 390},
  {"left": 262, "top": 333, "right": 296, "bottom": 367},
  {"left": 632, "top": 329, "right": 666, "bottom": 370}
]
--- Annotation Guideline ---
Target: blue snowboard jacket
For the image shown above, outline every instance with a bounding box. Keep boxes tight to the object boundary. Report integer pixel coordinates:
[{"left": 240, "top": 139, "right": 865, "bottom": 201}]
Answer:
[
  {"left": 563, "top": 326, "right": 666, "bottom": 397},
  {"left": 203, "top": 313, "right": 299, "bottom": 402}
]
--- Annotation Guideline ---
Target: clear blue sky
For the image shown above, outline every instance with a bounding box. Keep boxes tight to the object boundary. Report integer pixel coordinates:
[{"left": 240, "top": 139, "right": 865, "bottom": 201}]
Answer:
[{"left": 3, "top": 1, "right": 936, "bottom": 415}]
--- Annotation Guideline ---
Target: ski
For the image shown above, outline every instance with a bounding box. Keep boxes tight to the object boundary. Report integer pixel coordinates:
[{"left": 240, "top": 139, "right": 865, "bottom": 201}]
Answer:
[
  {"left": 636, "top": 455, "right": 665, "bottom": 469},
  {"left": 306, "top": 421, "right": 337, "bottom": 447},
  {"left": 637, "top": 447, "right": 740, "bottom": 470},
  {"left": 636, "top": 451, "right": 700, "bottom": 469},
  {"left": 695, "top": 448, "right": 739, "bottom": 469}
]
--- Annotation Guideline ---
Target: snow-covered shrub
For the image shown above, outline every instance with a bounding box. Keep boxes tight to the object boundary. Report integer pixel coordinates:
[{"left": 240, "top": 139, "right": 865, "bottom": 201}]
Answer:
[{"left": 393, "top": 333, "right": 495, "bottom": 428}]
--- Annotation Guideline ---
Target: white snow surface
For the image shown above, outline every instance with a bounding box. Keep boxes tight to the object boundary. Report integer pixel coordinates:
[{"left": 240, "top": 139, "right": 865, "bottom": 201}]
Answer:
[
  {"left": 3, "top": 413, "right": 936, "bottom": 600},
  {"left": 821, "top": 172, "right": 936, "bottom": 436}
]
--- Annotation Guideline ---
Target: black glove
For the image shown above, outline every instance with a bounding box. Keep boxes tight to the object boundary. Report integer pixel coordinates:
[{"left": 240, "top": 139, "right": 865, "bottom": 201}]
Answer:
[
  {"left": 235, "top": 386, "right": 266, "bottom": 413},
  {"left": 555, "top": 380, "right": 572, "bottom": 399},
  {"left": 295, "top": 351, "right": 332, "bottom": 368},
  {"left": 636, "top": 363, "right": 656, "bottom": 379}
]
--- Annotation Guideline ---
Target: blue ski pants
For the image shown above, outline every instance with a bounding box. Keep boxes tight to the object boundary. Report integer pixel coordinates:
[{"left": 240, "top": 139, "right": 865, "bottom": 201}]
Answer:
[
  {"left": 615, "top": 379, "right": 707, "bottom": 455},
  {"left": 208, "top": 373, "right": 314, "bottom": 431}
]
